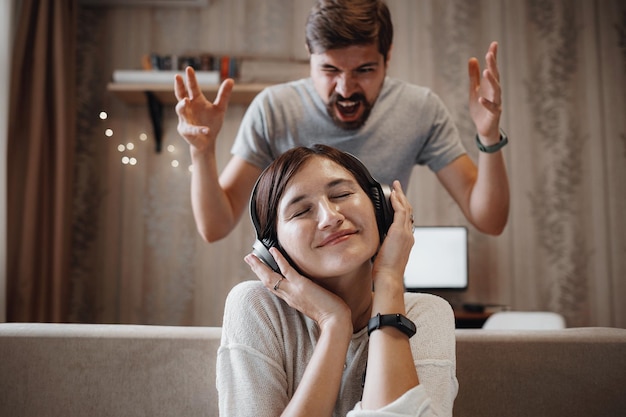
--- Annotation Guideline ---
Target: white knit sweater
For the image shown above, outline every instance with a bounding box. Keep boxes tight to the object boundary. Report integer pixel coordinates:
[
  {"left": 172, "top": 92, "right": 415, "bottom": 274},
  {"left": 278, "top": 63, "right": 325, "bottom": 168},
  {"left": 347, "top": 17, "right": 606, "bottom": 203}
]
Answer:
[{"left": 217, "top": 281, "right": 458, "bottom": 416}]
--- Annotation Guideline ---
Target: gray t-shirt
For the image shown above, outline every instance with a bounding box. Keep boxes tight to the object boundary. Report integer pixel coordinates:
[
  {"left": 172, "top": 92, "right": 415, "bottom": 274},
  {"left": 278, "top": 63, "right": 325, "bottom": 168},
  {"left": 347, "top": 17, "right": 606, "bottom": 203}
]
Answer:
[
  {"left": 231, "top": 77, "right": 466, "bottom": 187},
  {"left": 217, "top": 281, "right": 458, "bottom": 417}
]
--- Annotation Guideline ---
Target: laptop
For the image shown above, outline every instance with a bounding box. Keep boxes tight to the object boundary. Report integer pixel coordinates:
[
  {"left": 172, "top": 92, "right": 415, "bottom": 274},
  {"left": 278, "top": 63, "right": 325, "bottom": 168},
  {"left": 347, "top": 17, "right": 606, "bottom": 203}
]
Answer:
[{"left": 404, "top": 226, "right": 468, "bottom": 291}]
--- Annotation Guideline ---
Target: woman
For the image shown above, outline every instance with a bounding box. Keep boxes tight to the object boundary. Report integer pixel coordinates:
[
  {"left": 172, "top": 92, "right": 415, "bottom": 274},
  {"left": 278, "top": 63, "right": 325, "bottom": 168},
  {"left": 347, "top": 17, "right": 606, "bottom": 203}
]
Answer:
[{"left": 217, "top": 144, "right": 457, "bottom": 416}]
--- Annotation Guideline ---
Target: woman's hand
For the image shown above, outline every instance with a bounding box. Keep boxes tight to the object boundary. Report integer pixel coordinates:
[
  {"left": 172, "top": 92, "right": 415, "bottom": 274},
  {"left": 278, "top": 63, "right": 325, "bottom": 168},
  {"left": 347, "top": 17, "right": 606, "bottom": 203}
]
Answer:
[
  {"left": 371, "top": 181, "right": 415, "bottom": 291},
  {"left": 174, "top": 67, "right": 234, "bottom": 154},
  {"left": 244, "top": 248, "right": 352, "bottom": 334}
]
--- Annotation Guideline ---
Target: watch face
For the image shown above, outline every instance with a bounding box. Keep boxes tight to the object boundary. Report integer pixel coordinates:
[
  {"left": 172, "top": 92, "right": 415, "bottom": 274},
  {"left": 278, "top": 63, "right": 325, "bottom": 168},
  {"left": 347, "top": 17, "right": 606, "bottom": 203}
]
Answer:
[
  {"left": 368, "top": 313, "right": 416, "bottom": 338},
  {"left": 398, "top": 315, "right": 417, "bottom": 334}
]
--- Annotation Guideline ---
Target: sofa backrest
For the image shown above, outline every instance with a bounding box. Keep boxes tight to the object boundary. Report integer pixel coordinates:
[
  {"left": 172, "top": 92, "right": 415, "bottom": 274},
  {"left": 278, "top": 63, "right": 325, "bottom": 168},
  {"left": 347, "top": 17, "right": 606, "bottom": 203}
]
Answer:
[
  {"left": 454, "top": 327, "right": 626, "bottom": 417},
  {"left": 1, "top": 323, "right": 625, "bottom": 417},
  {"left": 0, "top": 323, "right": 221, "bottom": 417}
]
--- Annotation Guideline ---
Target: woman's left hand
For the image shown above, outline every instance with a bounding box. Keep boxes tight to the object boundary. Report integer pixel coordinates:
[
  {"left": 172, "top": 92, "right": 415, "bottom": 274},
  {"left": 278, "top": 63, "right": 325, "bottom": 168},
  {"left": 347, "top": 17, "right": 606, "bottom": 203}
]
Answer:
[{"left": 371, "top": 181, "right": 415, "bottom": 289}]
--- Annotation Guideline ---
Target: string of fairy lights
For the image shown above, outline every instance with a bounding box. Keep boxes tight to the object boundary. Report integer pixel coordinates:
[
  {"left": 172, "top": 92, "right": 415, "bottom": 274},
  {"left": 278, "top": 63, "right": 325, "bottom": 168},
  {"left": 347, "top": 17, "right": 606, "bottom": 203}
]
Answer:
[{"left": 99, "top": 110, "right": 192, "bottom": 172}]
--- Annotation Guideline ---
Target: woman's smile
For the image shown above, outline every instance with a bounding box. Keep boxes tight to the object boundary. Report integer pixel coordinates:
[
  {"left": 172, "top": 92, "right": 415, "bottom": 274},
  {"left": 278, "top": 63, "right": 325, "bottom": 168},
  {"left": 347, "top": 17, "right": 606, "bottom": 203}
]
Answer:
[{"left": 316, "top": 229, "right": 358, "bottom": 247}]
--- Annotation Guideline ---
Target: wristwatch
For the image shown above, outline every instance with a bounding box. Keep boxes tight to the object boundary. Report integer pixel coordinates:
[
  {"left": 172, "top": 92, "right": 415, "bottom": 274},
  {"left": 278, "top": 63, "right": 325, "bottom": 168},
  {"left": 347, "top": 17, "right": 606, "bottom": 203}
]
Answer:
[
  {"left": 475, "top": 129, "right": 509, "bottom": 153},
  {"left": 367, "top": 313, "right": 416, "bottom": 338}
]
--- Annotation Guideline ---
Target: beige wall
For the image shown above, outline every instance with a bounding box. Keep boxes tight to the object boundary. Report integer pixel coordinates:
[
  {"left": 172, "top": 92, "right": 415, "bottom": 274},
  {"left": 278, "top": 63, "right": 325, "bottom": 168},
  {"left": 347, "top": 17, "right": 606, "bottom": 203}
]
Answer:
[{"left": 69, "top": 0, "right": 626, "bottom": 327}]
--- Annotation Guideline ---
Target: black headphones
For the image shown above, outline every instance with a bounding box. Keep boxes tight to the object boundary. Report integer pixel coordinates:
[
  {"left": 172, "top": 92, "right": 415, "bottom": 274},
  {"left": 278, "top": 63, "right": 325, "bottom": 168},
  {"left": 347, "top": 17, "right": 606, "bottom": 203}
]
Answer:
[{"left": 249, "top": 152, "right": 393, "bottom": 273}]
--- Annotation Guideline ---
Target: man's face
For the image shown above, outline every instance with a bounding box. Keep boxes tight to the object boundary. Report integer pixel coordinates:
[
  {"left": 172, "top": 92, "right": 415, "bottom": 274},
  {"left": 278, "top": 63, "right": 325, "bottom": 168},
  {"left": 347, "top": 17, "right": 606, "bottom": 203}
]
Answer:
[{"left": 310, "top": 43, "right": 388, "bottom": 130}]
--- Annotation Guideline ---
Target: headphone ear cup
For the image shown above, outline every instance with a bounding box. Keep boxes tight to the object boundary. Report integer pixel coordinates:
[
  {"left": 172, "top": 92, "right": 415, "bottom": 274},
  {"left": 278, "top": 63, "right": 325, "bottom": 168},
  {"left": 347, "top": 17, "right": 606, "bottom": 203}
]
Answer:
[
  {"left": 370, "top": 183, "right": 394, "bottom": 241},
  {"left": 380, "top": 184, "right": 393, "bottom": 232},
  {"left": 250, "top": 174, "right": 282, "bottom": 274},
  {"left": 252, "top": 239, "right": 280, "bottom": 273}
]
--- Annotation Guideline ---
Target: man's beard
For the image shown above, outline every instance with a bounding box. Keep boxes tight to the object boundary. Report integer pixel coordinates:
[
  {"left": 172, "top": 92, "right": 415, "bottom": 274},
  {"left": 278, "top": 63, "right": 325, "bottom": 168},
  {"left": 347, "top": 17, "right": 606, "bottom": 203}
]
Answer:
[{"left": 326, "top": 92, "right": 373, "bottom": 130}]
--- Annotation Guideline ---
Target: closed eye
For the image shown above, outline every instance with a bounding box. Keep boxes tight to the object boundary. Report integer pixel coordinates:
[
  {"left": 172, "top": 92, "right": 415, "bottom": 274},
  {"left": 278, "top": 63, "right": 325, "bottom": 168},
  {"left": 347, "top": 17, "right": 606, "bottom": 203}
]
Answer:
[
  {"left": 331, "top": 192, "right": 353, "bottom": 200},
  {"left": 321, "top": 65, "right": 340, "bottom": 74},
  {"left": 290, "top": 206, "right": 311, "bottom": 219}
]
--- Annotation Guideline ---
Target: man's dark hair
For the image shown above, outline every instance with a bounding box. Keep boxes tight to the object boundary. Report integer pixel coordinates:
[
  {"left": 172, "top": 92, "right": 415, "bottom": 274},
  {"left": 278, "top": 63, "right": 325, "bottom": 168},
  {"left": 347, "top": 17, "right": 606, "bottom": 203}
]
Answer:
[{"left": 305, "top": 0, "right": 393, "bottom": 61}]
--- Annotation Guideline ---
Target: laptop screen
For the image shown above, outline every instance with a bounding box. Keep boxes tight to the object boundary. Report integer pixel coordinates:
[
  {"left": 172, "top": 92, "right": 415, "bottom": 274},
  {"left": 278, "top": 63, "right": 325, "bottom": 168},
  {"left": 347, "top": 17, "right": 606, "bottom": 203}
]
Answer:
[{"left": 404, "top": 226, "right": 468, "bottom": 291}]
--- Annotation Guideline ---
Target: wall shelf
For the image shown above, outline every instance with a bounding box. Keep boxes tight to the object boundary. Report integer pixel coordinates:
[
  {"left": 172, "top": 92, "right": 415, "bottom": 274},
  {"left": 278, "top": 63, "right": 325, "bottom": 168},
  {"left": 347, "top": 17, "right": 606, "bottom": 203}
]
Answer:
[
  {"left": 107, "top": 82, "right": 271, "bottom": 106},
  {"left": 106, "top": 82, "right": 271, "bottom": 152}
]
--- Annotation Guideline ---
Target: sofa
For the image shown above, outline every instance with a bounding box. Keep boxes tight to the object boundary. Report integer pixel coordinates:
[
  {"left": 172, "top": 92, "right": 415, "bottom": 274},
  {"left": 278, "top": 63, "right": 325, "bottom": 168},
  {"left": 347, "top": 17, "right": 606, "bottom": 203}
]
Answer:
[{"left": 1, "top": 323, "right": 625, "bottom": 417}]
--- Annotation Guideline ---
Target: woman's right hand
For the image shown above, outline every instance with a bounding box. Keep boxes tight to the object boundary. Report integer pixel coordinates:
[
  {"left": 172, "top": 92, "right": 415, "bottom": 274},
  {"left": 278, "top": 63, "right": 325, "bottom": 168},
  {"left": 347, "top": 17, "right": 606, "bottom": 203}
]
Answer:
[
  {"left": 371, "top": 181, "right": 415, "bottom": 292},
  {"left": 244, "top": 248, "right": 352, "bottom": 335},
  {"left": 174, "top": 67, "right": 234, "bottom": 154}
]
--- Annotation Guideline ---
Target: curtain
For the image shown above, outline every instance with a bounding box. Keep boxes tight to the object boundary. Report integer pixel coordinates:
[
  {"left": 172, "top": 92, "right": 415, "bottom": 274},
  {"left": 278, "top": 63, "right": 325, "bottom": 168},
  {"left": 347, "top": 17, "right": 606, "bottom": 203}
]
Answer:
[
  {"left": 6, "top": 0, "right": 77, "bottom": 322},
  {"left": 388, "top": 0, "right": 626, "bottom": 327},
  {"left": 0, "top": 0, "right": 17, "bottom": 323},
  {"left": 68, "top": 0, "right": 625, "bottom": 327}
]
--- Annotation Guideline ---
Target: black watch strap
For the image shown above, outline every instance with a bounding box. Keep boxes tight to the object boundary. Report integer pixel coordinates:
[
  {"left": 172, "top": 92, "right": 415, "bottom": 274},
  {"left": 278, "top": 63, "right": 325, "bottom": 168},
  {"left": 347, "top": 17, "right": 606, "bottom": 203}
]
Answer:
[{"left": 367, "top": 313, "right": 417, "bottom": 338}]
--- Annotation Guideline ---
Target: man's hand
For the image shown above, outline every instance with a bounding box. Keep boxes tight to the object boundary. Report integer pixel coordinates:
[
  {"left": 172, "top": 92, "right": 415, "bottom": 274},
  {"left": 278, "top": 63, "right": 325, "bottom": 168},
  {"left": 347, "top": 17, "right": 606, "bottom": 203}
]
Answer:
[
  {"left": 468, "top": 41, "right": 502, "bottom": 144},
  {"left": 174, "top": 66, "right": 234, "bottom": 153}
]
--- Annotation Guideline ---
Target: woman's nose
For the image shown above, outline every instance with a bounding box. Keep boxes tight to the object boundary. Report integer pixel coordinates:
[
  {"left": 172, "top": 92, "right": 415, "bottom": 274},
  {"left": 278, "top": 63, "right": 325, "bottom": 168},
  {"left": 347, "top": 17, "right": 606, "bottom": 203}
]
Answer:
[{"left": 317, "top": 199, "right": 344, "bottom": 229}]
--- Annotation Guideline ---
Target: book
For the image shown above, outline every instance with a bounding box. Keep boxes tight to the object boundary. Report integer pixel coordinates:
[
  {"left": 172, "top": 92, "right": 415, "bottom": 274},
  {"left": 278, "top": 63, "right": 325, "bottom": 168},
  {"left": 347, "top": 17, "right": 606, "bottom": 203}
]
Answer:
[{"left": 112, "top": 70, "right": 220, "bottom": 85}]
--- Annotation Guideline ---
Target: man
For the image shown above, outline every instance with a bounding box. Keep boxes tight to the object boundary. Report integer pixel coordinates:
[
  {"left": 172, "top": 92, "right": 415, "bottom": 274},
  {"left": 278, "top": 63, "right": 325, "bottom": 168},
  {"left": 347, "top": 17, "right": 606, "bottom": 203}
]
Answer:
[{"left": 175, "top": 0, "right": 509, "bottom": 243}]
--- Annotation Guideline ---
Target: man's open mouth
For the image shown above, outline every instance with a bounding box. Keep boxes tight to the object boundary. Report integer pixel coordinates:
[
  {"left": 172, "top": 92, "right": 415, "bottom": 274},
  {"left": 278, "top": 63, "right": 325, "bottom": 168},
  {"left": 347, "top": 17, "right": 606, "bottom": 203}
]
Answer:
[
  {"left": 336, "top": 99, "right": 362, "bottom": 119},
  {"left": 327, "top": 92, "right": 371, "bottom": 130}
]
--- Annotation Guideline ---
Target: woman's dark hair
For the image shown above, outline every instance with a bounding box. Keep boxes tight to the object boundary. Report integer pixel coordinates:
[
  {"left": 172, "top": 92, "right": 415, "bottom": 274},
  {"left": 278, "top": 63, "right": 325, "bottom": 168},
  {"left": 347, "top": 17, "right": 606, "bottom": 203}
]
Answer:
[
  {"left": 253, "top": 144, "right": 377, "bottom": 247},
  {"left": 305, "top": 0, "right": 393, "bottom": 61}
]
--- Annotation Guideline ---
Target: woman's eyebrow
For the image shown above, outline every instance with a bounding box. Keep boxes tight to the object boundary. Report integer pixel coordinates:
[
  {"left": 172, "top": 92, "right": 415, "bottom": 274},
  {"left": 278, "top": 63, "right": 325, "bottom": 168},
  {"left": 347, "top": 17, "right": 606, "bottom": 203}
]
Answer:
[{"left": 326, "top": 178, "right": 354, "bottom": 189}]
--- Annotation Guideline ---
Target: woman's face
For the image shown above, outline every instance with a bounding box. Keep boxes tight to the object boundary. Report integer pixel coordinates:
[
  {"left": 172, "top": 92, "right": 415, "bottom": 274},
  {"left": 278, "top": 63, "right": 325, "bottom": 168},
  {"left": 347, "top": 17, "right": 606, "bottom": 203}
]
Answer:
[{"left": 276, "top": 156, "right": 379, "bottom": 280}]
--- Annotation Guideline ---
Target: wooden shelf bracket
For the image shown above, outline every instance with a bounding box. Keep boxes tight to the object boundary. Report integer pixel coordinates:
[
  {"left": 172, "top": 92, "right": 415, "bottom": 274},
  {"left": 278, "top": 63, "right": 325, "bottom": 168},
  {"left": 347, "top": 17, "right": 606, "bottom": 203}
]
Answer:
[{"left": 145, "top": 91, "right": 164, "bottom": 152}]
